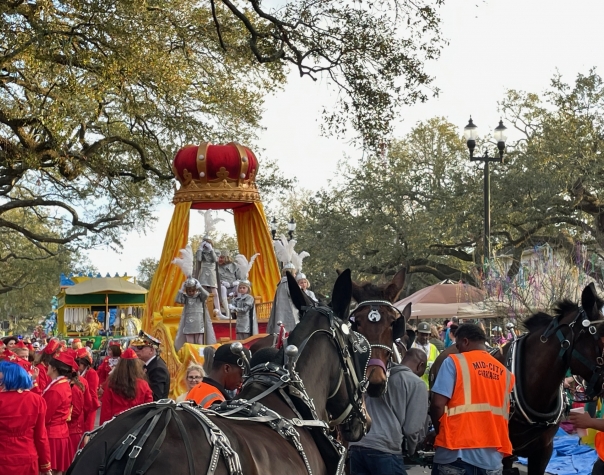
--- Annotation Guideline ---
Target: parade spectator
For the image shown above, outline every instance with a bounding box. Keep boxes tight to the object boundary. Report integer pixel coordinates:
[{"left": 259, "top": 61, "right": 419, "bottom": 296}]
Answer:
[
  {"left": 175, "top": 364, "right": 205, "bottom": 402},
  {"left": 349, "top": 359, "right": 429, "bottom": 474},
  {"left": 569, "top": 412, "right": 604, "bottom": 475},
  {"left": 71, "top": 338, "right": 82, "bottom": 350},
  {"left": 99, "top": 348, "right": 153, "bottom": 424},
  {"left": 97, "top": 341, "right": 121, "bottom": 387},
  {"left": 85, "top": 340, "right": 94, "bottom": 358},
  {"left": 44, "top": 351, "right": 78, "bottom": 475},
  {"left": 67, "top": 358, "right": 90, "bottom": 461},
  {"left": 0, "top": 361, "right": 52, "bottom": 475},
  {"left": 131, "top": 332, "right": 170, "bottom": 400},
  {"left": 402, "top": 348, "right": 428, "bottom": 378},
  {"left": 186, "top": 344, "right": 250, "bottom": 408},
  {"left": 430, "top": 325, "right": 445, "bottom": 352},
  {"left": 412, "top": 321, "right": 441, "bottom": 387},
  {"left": 430, "top": 323, "right": 515, "bottom": 475},
  {"left": 14, "top": 340, "right": 29, "bottom": 359},
  {"left": 3, "top": 335, "right": 18, "bottom": 348},
  {"left": 76, "top": 348, "right": 100, "bottom": 433}
]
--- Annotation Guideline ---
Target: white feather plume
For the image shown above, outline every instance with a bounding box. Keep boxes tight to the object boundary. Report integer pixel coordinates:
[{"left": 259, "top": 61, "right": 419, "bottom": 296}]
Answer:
[
  {"left": 273, "top": 234, "right": 295, "bottom": 266},
  {"left": 292, "top": 251, "right": 310, "bottom": 272},
  {"left": 234, "top": 253, "right": 260, "bottom": 280},
  {"left": 198, "top": 210, "right": 223, "bottom": 236},
  {"left": 172, "top": 245, "right": 194, "bottom": 278}
]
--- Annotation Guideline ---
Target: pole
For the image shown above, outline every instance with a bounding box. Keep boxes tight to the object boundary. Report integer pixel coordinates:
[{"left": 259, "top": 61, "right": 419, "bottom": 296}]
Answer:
[{"left": 484, "top": 160, "right": 491, "bottom": 263}]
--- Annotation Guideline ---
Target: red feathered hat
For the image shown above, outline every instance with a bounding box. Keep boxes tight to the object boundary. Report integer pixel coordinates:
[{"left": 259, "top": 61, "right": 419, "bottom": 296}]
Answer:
[
  {"left": 15, "top": 341, "right": 26, "bottom": 349},
  {"left": 120, "top": 348, "right": 138, "bottom": 360},
  {"left": 75, "top": 347, "right": 91, "bottom": 364},
  {"left": 53, "top": 351, "right": 79, "bottom": 372},
  {"left": 43, "top": 339, "right": 59, "bottom": 355}
]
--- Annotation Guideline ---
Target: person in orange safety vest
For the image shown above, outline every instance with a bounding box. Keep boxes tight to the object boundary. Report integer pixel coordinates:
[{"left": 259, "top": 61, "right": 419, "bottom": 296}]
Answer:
[
  {"left": 185, "top": 343, "right": 250, "bottom": 408},
  {"left": 430, "top": 323, "right": 515, "bottom": 475},
  {"left": 570, "top": 411, "right": 604, "bottom": 475}
]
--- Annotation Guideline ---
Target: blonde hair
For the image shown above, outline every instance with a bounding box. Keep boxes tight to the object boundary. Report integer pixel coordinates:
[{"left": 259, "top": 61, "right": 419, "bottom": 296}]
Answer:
[
  {"left": 186, "top": 363, "right": 205, "bottom": 378},
  {"left": 430, "top": 325, "right": 440, "bottom": 339}
]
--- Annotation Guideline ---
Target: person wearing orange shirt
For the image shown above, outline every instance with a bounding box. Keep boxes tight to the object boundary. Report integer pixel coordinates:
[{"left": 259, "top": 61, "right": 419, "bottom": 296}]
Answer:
[
  {"left": 75, "top": 348, "right": 100, "bottom": 433},
  {"left": 43, "top": 351, "right": 77, "bottom": 475},
  {"left": 99, "top": 348, "right": 153, "bottom": 424},
  {"left": 430, "top": 324, "right": 515, "bottom": 475},
  {"left": 186, "top": 344, "right": 249, "bottom": 408},
  {"left": 0, "top": 361, "right": 52, "bottom": 475}
]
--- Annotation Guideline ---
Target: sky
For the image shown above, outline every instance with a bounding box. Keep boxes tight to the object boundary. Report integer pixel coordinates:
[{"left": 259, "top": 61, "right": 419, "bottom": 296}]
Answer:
[{"left": 86, "top": 0, "right": 604, "bottom": 277}]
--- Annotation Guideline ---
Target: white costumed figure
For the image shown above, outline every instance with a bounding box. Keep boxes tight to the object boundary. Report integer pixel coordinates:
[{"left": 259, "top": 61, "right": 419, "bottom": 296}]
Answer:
[
  {"left": 196, "top": 210, "right": 223, "bottom": 312},
  {"left": 215, "top": 253, "right": 260, "bottom": 340},
  {"left": 266, "top": 236, "right": 310, "bottom": 334},
  {"left": 173, "top": 245, "right": 216, "bottom": 350}
]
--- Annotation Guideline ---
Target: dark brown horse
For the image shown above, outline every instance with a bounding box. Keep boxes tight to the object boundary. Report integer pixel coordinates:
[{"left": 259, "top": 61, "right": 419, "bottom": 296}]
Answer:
[
  {"left": 67, "top": 270, "right": 370, "bottom": 475},
  {"left": 430, "top": 283, "right": 604, "bottom": 475},
  {"left": 346, "top": 269, "right": 415, "bottom": 397}
]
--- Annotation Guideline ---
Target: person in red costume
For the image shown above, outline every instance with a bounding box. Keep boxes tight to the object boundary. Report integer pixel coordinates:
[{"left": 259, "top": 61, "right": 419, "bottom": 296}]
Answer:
[
  {"left": 35, "top": 339, "right": 60, "bottom": 393},
  {"left": 97, "top": 342, "right": 121, "bottom": 388},
  {"left": 99, "top": 348, "right": 153, "bottom": 424},
  {"left": 0, "top": 347, "right": 40, "bottom": 393},
  {"left": 43, "top": 351, "right": 77, "bottom": 475},
  {"left": 75, "top": 347, "right": 100, "bottom": 433},
  {"left": 0, "top": 361, "right": 52, "bottom": 475},
  {"left": 66, "top": 353, "right": 91, "bottom": 462}
]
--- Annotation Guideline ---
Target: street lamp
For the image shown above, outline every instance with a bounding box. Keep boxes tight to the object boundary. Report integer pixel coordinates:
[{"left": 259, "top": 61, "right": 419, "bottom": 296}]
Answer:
[
  {"left": 463, "top": 117, "right": 508, "bottom": 262},
  {"left": 270, "top": 217, "right": 278, "bottom": 240},
  {"left": 287, "top": 217, "right": 297, "bottom": 241}
]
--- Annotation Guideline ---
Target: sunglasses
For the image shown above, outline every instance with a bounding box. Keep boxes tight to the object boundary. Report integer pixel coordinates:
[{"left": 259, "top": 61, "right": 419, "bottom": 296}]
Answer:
[{"left": 132, "top": 345, "right": 149, "bottom": 350}]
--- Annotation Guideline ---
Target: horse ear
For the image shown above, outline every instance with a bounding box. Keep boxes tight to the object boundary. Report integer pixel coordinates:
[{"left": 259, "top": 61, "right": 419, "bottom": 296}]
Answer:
[
  {"left": 581, "top": 282, "right": 599, "bottom": 320},
  {"left": 351, "top": 279, "right": 363, "bottom": 304},
  {"left": 383, "top": 268, "right": 406, "bottom": 303},
  {"left": 332, "top": 269, "right": 352, "bottom": 319},
  {"left": 392, "top": 303, "right": 411, "bottom": 341},
  {"left": 286, "top": 271, "right": 311, "bottom": 313}
]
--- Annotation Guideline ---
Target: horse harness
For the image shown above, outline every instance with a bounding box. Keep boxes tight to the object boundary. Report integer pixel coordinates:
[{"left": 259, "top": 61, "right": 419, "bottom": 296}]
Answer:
[
  {"left": 88, "top": 305, "right": 370, "bottom": 475},
  {"left": 501, "top": 306, "right": 604, "bottom": 426}
]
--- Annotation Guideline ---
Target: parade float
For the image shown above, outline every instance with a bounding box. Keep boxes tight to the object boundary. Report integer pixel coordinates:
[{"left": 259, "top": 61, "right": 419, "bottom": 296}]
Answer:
[
  {"left": 56, "top": 273, "right": 147, "bottom": 348},
  {"left": 142, "top": 142, "right": 280, "bottom": 397}
]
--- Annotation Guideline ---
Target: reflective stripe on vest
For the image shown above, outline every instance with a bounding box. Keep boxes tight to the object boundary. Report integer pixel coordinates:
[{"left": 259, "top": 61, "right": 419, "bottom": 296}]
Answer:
[
  {"left": 445, "top": 353, "right": 512, "bottom": 420},
  {"left": 199, "top": 392, "right": 222, "bottom": 408}
]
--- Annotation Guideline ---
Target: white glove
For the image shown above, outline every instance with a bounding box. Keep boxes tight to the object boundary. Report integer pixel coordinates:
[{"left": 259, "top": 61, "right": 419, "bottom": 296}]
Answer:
[
  {"left": 229, "top": 304, "right": 237, "bottom": 311},
  {"left": 232, "top": 280, "right": 239, "bottom": 288},
  {"left": 221, "top": 281, "right": 230, "bottom": 288},
  {"left": 204, "top": 242, "right": 213, "bottom": 251},
  {"left": 228, "top": 292, "right": 234, "bottom": 298}
]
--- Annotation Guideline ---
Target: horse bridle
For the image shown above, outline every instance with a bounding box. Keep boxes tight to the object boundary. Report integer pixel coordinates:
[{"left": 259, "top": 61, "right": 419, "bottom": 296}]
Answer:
[
  {"left": 294, "top": 305, "right": 371, "bottom": 431},
  {"left": 349, "top": 299, "right": 407, "bottom": 374},
  {"left": 540, "top": 306, "right": 604, "bottom": 399}
]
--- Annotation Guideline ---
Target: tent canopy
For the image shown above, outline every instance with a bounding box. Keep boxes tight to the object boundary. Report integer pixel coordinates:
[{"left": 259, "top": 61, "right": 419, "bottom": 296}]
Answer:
[
  {"left": 65, "top": 278, "right": 148, "bottom": 295},
  {"left": 394, "top": 280, "right": 495, "bottom": 319}
]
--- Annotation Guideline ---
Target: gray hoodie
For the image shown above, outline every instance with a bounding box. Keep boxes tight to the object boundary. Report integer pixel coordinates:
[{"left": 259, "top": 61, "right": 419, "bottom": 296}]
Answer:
[{"left": 349, "top": 364, "right": 429, "bottom": 455}]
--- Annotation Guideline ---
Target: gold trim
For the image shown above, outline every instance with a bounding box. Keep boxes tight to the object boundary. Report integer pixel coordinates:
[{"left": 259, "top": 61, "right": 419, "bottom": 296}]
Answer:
[
  {"left": 196, "top": 142, "right": 210, "bottom": 185},
  {"left": 233, "top": 142, "right": 250, "bottom": 186}
]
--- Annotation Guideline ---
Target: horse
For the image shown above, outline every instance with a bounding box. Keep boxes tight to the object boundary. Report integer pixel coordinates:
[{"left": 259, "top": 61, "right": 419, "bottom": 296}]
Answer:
[
  {"left": 346, "top": 268, "right": 416, "bottom": 397},
  {"left": 429, "top": 283, "right": 604, "bottom": 475},
  {"left": 67, "top": 269, "right": 371, "bottom": 475}
]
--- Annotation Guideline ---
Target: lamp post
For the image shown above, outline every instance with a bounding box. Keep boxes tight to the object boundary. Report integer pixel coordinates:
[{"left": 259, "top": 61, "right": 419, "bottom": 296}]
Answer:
[
  {"left": 269, "top": 217, "right": 297, "bottom": 241},
  {"left": 463, "top": 117, "right": 508, "bottom": 263}
]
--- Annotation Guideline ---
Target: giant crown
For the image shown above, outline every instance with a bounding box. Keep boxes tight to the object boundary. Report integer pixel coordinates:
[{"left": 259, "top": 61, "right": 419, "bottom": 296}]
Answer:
[{"left": 172, "top": 142, "right": 259, "bottom": 207}]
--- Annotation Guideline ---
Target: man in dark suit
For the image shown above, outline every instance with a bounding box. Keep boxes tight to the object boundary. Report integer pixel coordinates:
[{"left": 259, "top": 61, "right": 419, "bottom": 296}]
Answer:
[{"left": 131, "top": 331, "right": 170, "bottom": 400}]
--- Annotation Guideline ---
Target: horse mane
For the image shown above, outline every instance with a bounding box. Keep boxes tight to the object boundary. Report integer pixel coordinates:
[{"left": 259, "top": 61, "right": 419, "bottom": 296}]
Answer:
[
  {"left": 523, "top": 297, "right": 604, "bottom": 333},
  {"left": 352, "top": 281, "right": 389, "bottom": 302},
  {"left": 250, "top": 347, "right": 280, "bottom": 367}
]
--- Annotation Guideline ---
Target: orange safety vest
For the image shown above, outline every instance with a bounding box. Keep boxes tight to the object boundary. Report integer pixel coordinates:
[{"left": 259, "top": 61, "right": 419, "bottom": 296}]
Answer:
[
  {"left": 434, "top": 350, "right": 515, "bottom": 456},
  {"left": 595, "top": 432, "right": 604, "bottom": 461},
  {"left": 185, "top": 381, "right": 226, "bottom": 408}
]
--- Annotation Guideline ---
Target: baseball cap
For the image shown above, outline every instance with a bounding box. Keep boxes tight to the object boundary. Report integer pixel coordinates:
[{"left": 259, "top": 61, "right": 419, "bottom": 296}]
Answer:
[
  {"left": 213, "top": 344, "right": 251, "bottom": 367},
  {"left": 417, "top": 322, "right": 431, "bottom": 334}
]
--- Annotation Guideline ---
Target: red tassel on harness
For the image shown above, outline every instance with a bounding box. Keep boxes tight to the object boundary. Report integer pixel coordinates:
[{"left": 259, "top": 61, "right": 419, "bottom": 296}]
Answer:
[{"left": 276, "top": 323, "right": 289, "bottom": 349}]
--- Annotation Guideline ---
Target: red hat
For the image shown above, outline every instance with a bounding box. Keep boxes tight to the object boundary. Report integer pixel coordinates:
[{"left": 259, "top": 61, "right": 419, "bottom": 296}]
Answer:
[
  {"left": 72, "top": 338, "right": 81, "bottom": 343},
  {"left": 15, "top": 341, "right": 26, "bottom": 349},
  {"left": 27, "top": 343, "right": 33, "bottom": 351},
  {"left": 53, "top": 351, "right": 79, "bottom": 372},
  {"left": 120, "top": 348, "right": 138, "bottom": 360},
  {"left": 0, "top": 348, "right": 16, "bottom": 361},
  {"left": 43, "top": 339, "right": 59, "bottom": 355},
  {"left": 0, "top": 349, "right": 31, "bottom": 373},
  {"left": 109, "top": 340, "right": 121, "bottom": 347},
  {"left": 75, "top": 347, "right": 91, "bottom": 363}
]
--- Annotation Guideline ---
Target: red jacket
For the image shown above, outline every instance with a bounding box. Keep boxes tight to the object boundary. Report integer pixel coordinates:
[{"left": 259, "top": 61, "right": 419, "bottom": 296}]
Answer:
[
  {"left": 97, "top": 357, "right": 116, "bottom": 387},
  {"left": 36, "top": 364, "right": 50, "bottom": 393},
  {"left": 81, "top": 367, "right": 100, "bottom": 412},
  {"left": 42, "top": 377, "right": 72, "bottom": 438},
  {"left": 99, "top": 378, "right": 153, "bottom": 424},
  {"left": 0, "top": 390, "right": 52, "bottom": 475},
  {"left": 68, "top": 379, "right": 91, "bottom": 435}
]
